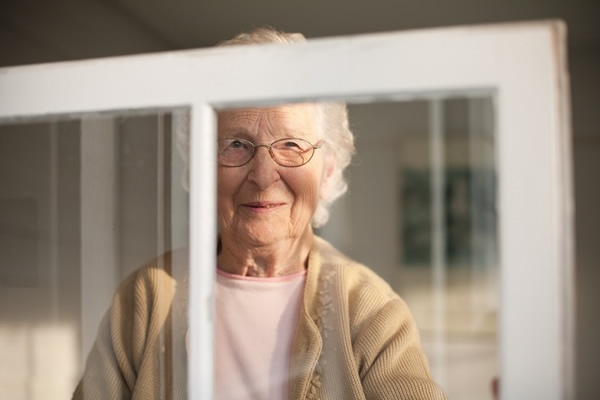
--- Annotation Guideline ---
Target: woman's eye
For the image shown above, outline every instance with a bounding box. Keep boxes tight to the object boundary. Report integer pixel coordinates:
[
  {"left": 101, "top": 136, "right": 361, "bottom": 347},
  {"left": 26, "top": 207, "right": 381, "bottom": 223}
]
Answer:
[
  {"left": 283, "top": 141, "right": 301, "bottom": 148},
  {"left": 228, "top": 140, "right": 248, "bottom": 149}
]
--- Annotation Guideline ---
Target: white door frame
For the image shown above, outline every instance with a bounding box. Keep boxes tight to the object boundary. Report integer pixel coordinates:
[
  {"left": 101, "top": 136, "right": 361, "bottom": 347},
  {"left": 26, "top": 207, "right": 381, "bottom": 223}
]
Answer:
[{"left": 0, "top": 20, "right": 574, "bottom": 400}]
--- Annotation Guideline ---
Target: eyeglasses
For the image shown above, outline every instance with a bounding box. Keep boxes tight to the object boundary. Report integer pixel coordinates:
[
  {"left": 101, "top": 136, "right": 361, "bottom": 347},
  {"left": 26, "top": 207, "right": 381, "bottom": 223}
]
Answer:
[{"left": 217, "top": 137, "right": 323, "bottom": 167}]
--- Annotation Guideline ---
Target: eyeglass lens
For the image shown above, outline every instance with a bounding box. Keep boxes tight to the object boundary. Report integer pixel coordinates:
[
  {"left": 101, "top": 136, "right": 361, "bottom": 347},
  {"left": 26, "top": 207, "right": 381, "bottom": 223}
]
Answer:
[{"left": 218, "top": 138, "right": 316, "bottom": 167}]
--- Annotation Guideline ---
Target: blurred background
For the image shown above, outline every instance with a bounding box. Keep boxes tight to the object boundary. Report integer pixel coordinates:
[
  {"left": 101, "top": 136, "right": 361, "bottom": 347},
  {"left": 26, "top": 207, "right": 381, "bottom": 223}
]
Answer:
[{"left": 0, "top": 1, "right": 598, "bottom": 399}]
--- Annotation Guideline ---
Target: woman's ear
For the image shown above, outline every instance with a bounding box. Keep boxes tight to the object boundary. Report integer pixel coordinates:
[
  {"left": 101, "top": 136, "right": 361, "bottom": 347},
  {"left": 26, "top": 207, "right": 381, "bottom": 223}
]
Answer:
[{"left": 319, "top": 155, "right": 337, "bottom": 200}]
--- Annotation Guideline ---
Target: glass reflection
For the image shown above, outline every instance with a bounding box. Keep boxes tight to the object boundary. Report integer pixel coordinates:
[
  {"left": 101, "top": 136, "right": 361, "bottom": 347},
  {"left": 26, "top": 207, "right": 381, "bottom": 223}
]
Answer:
[
  {"left": 318, "top": 97, "right": 498, "bottom": 400},
  {"left": 0, "top": 97, "right": 497, "bottom": 400},
  {"left": 0, "top": 111, "right": 189, "bottom": 399}
]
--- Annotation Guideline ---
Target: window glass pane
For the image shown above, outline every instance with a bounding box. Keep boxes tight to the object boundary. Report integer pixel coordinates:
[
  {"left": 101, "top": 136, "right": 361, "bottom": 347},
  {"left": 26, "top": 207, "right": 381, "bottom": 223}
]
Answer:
[
  {"left": 214, "top": 98, "right": 497, "bottom": 400},
  {"left": 0, "top": 110, "right": 190, "bottom": 399},
  {"left": 318, "top": 96, "right": 498, "bottom": 400},
  {"left": 0, "top": 97, "right": 497, "bottom": 400}
]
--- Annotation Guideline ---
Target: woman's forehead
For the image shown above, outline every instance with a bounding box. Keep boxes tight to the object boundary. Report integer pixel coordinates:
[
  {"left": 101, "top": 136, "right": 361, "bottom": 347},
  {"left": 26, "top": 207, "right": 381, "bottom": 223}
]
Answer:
[{"left": 218, "top": 103, "right": 318, "bottom": 136}]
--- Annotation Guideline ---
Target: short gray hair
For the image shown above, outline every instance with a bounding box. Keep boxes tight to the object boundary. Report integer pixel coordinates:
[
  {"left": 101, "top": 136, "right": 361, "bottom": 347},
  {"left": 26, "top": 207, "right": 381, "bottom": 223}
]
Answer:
[{"left": 178, "top": 27, "right": 356, "bottom": 227}]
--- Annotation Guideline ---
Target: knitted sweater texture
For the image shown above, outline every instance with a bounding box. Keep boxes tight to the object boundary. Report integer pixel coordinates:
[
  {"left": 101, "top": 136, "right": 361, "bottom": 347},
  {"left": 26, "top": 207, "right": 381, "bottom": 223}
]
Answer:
[{"left": 73, "top": 236, "right": 446, "bottom": 399}]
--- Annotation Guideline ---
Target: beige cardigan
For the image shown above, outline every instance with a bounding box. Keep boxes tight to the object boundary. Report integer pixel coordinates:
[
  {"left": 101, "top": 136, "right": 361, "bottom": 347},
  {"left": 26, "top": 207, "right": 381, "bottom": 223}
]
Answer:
[{"left": 73, "top": 236, "right": 446, "bottom": 399}]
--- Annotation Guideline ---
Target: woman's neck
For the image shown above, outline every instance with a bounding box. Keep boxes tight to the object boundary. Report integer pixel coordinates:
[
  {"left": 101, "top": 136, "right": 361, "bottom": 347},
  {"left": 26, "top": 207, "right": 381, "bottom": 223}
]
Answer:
[{"left": 217, "top": 228, "right": 313, "bottom": 278}]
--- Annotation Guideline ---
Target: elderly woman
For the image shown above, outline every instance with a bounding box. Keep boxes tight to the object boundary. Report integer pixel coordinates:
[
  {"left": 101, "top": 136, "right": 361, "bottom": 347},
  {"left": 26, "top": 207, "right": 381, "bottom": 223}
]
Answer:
[{"left": 73, "top": 28, "right": 446, "bottom": 400}]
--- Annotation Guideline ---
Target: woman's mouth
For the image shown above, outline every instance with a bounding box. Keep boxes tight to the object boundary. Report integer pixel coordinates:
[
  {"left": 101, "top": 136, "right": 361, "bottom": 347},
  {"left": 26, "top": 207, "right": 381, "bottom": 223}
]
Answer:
[{"left": 243, "top": 202, "right": 286, "bottom": 213}]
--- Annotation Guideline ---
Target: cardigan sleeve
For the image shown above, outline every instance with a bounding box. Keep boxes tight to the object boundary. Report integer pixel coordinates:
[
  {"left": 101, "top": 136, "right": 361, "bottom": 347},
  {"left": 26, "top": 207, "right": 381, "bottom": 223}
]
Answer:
[
  {"left": 71, "top": 265, "right": 174, "bottom": 400},
  {"left": 71, "top": 274, "right": 139, "bottom": 400},
  {"left": 71, "top": 314, "right": 135, "bottom": 400},
  {"left": 352, "top": 291, "right": 447, "bottom": 400}
]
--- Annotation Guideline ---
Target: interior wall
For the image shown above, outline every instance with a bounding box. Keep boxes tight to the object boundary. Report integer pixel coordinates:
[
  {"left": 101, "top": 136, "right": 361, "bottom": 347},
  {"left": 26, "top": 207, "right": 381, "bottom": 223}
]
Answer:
[
  {"left": 0, "top": 121, "right": 82, "bottom": 398},
  {"left": 0, "top": 0, "right": 171, "bottom": 66}
]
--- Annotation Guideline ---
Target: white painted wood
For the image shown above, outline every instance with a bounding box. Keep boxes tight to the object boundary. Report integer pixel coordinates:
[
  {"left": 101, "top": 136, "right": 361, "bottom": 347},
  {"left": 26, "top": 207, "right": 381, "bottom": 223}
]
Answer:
[
  {"left": 0, "top": 21, "right": 573, "bottom": 399},
  {"left": 0, "top": 22, "right": 565, "bottom": 117},
  {"left": 187, "top": 103, "right": 217, "bottom": 399}
]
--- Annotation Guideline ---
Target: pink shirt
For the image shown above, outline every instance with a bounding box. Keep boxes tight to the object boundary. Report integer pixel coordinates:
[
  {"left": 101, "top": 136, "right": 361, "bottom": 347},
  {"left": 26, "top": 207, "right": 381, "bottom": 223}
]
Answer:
[{"left": 214, "top": 268, "right": 307, "bottom": 400}]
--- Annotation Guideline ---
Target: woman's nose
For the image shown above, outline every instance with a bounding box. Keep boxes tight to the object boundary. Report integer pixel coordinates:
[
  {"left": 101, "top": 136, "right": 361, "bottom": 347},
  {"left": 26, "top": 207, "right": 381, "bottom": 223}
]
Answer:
[{"left": 247, "top": 146, "right": 280, "bottom": 189}]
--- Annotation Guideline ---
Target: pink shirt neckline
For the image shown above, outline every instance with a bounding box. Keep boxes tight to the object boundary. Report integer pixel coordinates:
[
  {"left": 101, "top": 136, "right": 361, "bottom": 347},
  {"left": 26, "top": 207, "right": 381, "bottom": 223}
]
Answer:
[{"left": 216, "top": 267, "right": 307, "bottom": 282}]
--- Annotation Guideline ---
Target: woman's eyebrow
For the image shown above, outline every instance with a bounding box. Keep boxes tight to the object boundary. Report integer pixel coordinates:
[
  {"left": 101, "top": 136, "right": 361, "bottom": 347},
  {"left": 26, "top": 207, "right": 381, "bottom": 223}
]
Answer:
[
  {"left": 276, "top": 128, "right": 312, "bottom": 137},
  {"left": 219, "top": 128, "right": 312, "bottom": 141},
  {"left": 218, "top": 127, "right": 253, "bottom": 139}
]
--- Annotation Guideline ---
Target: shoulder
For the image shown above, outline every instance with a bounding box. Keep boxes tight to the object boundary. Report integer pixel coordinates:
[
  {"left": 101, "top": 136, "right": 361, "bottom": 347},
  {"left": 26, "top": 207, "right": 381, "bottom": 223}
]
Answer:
[
  {"left": 110, "top": 250, "right": 186, "bottom": 316},
  {"left": 310, "top": 237, "right": 433, "bottom": 382},
  {"left": 312, "top": 235, "right": 400, "bottom": 302},
  {"left": 309, "top": 236, "right": 414, "bottom": 338}
]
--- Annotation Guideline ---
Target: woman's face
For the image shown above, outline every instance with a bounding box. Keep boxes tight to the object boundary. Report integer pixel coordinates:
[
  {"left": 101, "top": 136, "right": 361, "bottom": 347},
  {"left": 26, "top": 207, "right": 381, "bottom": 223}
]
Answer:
[{"left": 217, "top": 103, "right": 333, "bottom": 247}]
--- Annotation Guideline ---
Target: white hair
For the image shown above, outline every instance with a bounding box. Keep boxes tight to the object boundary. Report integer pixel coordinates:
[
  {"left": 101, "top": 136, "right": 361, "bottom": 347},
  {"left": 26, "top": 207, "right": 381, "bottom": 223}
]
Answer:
[
  {"left": 177, "top": 27, "right": 356, "bottom": 228},
  {"left": 311, "top": 101, "right": 354, "bottom": 227}
]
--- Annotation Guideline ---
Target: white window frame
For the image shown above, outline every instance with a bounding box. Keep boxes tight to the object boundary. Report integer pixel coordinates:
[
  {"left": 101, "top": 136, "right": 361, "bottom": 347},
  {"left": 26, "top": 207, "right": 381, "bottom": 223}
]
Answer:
[{"left": 0, "top": 20, "right": 574, "bottom": 400}]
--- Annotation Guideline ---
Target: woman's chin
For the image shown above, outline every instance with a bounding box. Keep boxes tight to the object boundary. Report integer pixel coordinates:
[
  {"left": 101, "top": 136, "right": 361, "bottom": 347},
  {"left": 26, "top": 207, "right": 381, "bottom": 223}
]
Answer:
[
  {"left": 230, "top": 222, "right": 286, "bottom": 246},
  {"left": 235, "top": 222, "right": 310, "bottom": 248}
]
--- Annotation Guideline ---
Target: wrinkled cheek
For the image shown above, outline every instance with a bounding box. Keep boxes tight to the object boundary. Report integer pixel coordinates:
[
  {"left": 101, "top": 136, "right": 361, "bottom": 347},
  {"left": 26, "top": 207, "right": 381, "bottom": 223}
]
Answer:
[
  {"left": 304, "top": 184, "right": 321, "bottom": 209},
  {"left": 217, "top": 197, "right": 235, "bottom": 222},
  {"left": 216, "top": 190, "right": 234, "bottom": 229},
  {"left": 216, "top": 171, "right": 237, "bottom": 216},
  {"left": 290, "top": 187, "right": 319, "bottom": 232}
]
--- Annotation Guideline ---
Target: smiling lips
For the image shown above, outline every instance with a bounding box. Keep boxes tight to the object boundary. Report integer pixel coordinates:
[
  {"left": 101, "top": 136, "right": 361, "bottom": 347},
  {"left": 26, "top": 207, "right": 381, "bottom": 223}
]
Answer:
[{"left": 243, "top": 201, "right": 286, "bottom": 212}]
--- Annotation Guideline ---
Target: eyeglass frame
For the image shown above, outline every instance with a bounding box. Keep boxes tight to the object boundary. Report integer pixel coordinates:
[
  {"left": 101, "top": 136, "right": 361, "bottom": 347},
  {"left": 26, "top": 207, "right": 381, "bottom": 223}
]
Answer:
[{"left": 217, "top": 137, "right": 324, "bottom": 168}]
